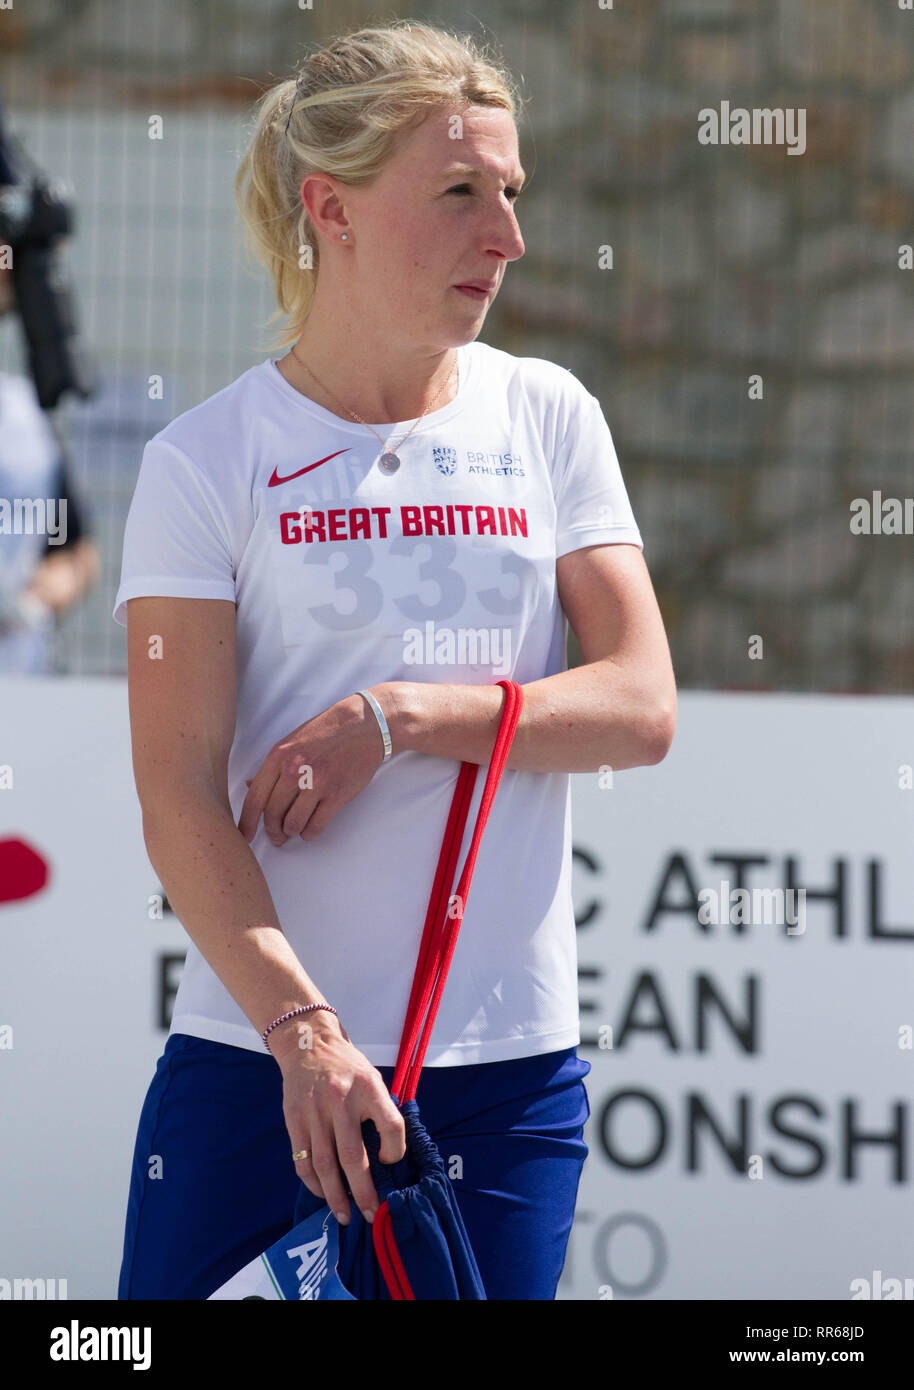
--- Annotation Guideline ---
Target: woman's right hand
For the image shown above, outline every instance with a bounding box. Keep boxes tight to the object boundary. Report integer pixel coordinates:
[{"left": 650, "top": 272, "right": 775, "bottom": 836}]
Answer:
[{"left": 270, "top": 1012, "right": 406, "bottom": 1226}]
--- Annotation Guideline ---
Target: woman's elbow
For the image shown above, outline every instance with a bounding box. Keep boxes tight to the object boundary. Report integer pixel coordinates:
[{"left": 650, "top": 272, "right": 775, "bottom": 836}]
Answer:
[{"left": 643, "top": 695, "right": 677, "bottom": 766}]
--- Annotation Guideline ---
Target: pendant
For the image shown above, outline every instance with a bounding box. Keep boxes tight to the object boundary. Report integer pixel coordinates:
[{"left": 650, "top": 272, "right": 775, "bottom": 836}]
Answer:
[{"left": 379, "top": 450, "right": 401, "bottom": 474}]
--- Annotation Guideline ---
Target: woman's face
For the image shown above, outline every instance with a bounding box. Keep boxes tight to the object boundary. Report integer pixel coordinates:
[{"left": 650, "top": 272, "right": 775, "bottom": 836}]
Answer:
[{"left": 309, "top": 103, "right": 526, "bottom": 349}]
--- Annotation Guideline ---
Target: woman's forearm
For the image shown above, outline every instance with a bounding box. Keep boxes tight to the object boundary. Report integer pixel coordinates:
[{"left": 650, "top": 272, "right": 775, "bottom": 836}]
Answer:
[
  {"left": 142, "top": 788, "right": 337, "bottom": 1044},
  {"left": 379, "top": 661, "right": 674, "bottom": 774}
]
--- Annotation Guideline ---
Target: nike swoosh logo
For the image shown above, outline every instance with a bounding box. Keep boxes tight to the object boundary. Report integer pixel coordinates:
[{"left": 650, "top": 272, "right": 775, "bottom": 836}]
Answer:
[{"left": 267, "top": 449, "right": 351, "bottom": 487}]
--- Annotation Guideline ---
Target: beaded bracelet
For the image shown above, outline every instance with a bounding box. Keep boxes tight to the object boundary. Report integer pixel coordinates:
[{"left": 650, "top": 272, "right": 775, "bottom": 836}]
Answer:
[{"left": 261, "top": 1003, "right": 338, "bottom": 1051}]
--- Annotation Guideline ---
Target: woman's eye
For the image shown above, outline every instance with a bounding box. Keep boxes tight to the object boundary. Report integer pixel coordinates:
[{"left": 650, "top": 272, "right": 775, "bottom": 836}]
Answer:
[{"left": 448, "top": 184, "right": 522, "bottom": 202}]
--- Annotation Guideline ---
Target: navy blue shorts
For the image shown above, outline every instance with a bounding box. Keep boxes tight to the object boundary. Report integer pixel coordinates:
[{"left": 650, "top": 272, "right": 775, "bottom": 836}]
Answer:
[{"left": 117, "top": 1033, "right": 591, "bottom": 1301}]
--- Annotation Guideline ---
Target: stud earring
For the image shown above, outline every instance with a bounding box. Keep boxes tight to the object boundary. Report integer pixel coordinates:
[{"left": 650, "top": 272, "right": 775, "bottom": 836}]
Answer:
[{"left": 341, "top": 233, "right": 349, "bottom": 241}]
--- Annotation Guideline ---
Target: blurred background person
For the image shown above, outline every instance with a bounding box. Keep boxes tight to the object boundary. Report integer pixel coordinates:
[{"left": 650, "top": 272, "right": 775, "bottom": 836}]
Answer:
[
  {"left": 0, "top": 265, "right": 101, "bottom": 674},
  {"left": 0, "top": 104, "right": 100, "bottom": 675}
]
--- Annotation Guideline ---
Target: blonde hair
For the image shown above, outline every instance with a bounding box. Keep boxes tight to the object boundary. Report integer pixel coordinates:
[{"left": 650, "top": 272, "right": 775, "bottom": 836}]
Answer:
[{"left": 233, "top": 18, "right": 526, "bottom": 351}]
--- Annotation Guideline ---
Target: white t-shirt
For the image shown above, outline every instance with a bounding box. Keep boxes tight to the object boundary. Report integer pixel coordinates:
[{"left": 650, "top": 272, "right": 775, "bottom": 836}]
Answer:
[{"left": 113, "top": 339, "right": 643, "bottom": 1065}]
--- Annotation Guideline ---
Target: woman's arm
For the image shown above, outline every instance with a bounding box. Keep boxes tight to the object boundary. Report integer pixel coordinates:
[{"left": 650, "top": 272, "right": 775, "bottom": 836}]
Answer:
[
  {"left": 382, "top": 543, "right": 677, "bottom": 773},
  {"left": 126, "top": 595, "right": 405, "bottom": 1223},
  {"left": 127, "top": 596, "right": 316, "bottom": 1033},
  {"left": 142, "top": 786, "right": 333, "bottom": 1040},
  {"left": 237, "top": 543, "right": 676, "bottom": 847}
]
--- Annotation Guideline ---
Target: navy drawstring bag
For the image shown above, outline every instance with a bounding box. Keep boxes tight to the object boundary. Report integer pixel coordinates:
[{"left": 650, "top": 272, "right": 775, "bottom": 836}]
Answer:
[{"left": 209, "top": 678, "right": 523, "bottom": 1301}]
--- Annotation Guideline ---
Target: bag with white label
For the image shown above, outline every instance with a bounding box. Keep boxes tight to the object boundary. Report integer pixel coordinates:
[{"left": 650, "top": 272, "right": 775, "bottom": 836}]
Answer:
[{"left": 209, "top": 678, "right": 523, "bottom": 1301}]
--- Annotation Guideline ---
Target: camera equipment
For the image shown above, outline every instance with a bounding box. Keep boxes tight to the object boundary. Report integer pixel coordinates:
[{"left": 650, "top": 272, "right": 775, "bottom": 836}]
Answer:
[{"left": 0, "top": 124, "right": 97, "bottom": 409}]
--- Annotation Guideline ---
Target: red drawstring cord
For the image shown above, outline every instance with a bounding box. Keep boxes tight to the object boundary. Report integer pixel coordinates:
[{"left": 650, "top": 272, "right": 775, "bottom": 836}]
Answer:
[
  {"left": 387, "top": 761, "right": 477, "bottom": 1103},
  {"left": 390, "top": 678, "right": 523, "bottom": 1105},
  {"left": 371, "top": 679, "right": 523, "bottom": 1296},
  {"left": 372, "top": 1201, "right": 415, "bottom": 1300}
]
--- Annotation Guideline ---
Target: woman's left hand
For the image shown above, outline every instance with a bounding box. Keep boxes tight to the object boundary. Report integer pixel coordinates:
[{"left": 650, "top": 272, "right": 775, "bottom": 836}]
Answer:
[{"left": 237, "top": 686, "right": 396, "bottom": 845}]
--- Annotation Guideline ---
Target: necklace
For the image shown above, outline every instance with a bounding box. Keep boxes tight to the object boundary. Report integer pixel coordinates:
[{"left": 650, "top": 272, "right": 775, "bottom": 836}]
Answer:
[{"left": 289, "top": 343, "right": 458, "bottom": 475}]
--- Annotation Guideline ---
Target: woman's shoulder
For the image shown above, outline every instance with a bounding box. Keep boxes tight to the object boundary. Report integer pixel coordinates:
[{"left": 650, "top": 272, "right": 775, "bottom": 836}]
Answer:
[
  {"left": 471, "top": 341, "right": 595, "bottom": 439},
  {"left": 152, "top": 362, "right": 266, "bottom": 459},
  {"left": 472, "top": 340, "right": 592, "bottom": 406},
  {"left": 154, "top": 366, "right": 263, "bottom": 444}
]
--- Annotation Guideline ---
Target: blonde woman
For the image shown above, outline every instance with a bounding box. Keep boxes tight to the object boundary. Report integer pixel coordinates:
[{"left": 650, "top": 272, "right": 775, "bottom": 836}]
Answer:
[{"left": 114, "top": 19, "right": 676, "bottom": 1301}]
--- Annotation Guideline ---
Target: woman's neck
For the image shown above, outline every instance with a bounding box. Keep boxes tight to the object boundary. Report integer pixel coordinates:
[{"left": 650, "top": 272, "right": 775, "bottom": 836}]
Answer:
[{"left": 278, "top": 335, "right": 460, "bottom": 425}]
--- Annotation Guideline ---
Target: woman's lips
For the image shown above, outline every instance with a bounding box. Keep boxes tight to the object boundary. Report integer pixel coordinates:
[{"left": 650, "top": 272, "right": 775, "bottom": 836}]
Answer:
[{"left": 454, "top": 284, "right": 490, "bottom": 301}]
